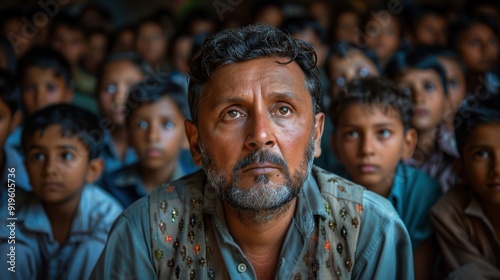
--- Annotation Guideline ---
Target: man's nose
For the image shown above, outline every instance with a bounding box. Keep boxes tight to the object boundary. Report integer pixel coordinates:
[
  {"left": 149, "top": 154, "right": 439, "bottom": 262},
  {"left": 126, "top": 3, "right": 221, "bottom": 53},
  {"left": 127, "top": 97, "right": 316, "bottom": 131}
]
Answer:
[{"left": 244, "top": 113, "right": 276, "bottom": 150}]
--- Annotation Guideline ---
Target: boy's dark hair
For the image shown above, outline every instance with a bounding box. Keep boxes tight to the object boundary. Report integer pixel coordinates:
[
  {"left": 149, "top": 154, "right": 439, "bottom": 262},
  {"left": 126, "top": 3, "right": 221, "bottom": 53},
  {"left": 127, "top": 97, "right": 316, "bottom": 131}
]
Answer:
[
  {"left": 329, "top": 77, "right": 413, "bottom": 131},
  {"left": 126, "top": 77, "right": 190, "bottom": 122},
  {"left": 281, "top": 16, "right": 328, "bottom": 45},
  {"left": 325, "top": 41, "right": 381, "bottom": 78},
  {"left": 0, "top": 70, "right": 19, "bottom": 115},
  {"left": 385, "top": 49, "right": 448, "bottom": 95},
  {"left": 17, "top": 47, "right": 73, "bottom": 87},
  {"left": 448, "top": 14, "right": 500, "bottom": 51},
  {"left": 95, "top": 52, "right": 147, "bottom": 95},
  {"left": 49, "top": 14, "right": 87, "bottom": 40},
  {"left": 21, "top": 104, "right": 103, "bottom": 160},
  {"left": 405, "top": 4, "right": 447, "bottom": 36},
  {"left": 455, "top": 93, "right": 500, "bottom": 158}
]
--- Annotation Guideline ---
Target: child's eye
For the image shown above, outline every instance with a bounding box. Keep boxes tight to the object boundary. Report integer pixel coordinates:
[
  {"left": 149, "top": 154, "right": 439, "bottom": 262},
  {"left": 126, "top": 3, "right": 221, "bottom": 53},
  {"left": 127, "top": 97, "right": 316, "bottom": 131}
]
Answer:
[
  {"left": 473, "top": 150, "right": 489, "bottom": 160},
  {"left": 358, "top": 67, "right": 370, "bottom": 78},
  {"left": 448, "top": 78, "right": 459, "bottom": 89},
  {"left": 468, "top": 39, "right": 480, "bottom": 47},
  {"left": 336, "top": 76, "right": 346, "bottom": 87},
  {"left": 163, "top": 121, "right": 174, "bottom": 130},
  {"left": 345, "top": 130, "right": 359, "bottom": 139},
  {"left": 105, "top": 84, "right": 117, "bottom": 95},
  {"left": 31, "top": 153, "right": 45, "bottom": 161},
  {"left": 61, "top": 152, "right": 75, "bottom": 161},
  {"left": 223, "top": 110, "right": 244, "bottom": 120},
  {"left": 488, "top": 38, "right": 498, "bottom": 46},
  {"left": 137, "top": 120, "right": 148, "bottom": 129},
  {"left": 47, "top": 83, "right": 58, "bottom": 93},
  {"left": 401, "top": 87, "right": 412, "bottom": 96},
  {"left": 378, "top": 129, "right": 391, "bottom": 138},
  {"left": 273, "top": 106, "right": 292, "bottom": 117},
  {"left": 424, "top": 82, "right": 435, "bottom": 92}
]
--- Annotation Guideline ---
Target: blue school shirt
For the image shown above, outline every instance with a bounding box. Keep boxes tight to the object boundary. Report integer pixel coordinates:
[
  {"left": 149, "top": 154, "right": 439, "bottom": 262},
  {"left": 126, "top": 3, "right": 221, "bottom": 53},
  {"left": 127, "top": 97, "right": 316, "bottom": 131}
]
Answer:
[
  {"left": 4, "top": 126, "right": 22, "bottom": 154},
  {"left": 0, "top": 147, "right": 31, "bottom": 204},
  {"left": 387, "top": 163, "right": 442, "bottom": 249},
  {"left": 0, "top": 184, "right": 123, "bottom": 280},
  {"left": 100, "top": 131, "right": 138, "bottom": 174},
  {"left": 102, "top": 163, "right": 188, "bottom": 208}
]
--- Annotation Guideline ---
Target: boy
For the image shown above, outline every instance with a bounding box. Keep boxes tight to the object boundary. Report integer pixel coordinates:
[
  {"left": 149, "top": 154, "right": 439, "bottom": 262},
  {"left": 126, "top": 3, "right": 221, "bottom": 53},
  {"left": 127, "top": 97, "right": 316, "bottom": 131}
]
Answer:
[
  {"left": 102, "top": 78, "right": 194, "bottom": 208},
  {"left": 330, "top": 77, "right": 442, "bottom": 280},
  {"left": 430, "top": 94, "right": 500, "bottom": 279},
  {"left": 0, "top": 104, "right": 122, "bottom": 279},
  {"left": 5, "top": 46, "right": 74, "bottom": 152},
  {"left": 0, "top": 70, "right": 29, "bottom": 204}
]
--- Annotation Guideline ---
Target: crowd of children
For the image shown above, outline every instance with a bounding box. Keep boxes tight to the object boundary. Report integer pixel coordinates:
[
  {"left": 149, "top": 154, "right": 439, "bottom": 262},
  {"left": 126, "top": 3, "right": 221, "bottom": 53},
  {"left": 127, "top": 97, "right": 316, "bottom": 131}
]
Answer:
[{"left": 0, "top": 0, "right": 499, "bottom": 279}]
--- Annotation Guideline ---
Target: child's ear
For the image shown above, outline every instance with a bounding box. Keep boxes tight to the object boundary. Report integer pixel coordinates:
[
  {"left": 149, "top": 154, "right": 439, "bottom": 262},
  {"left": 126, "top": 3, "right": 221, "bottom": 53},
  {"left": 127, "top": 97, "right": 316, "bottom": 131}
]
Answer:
[
  {"left": 184, "top": 120, "right": 202, "bottom": 166},
  {"left": 9, "top": 110, "right": 22, "bottom": 133},
  {"left": 313, "top": 112, "right": 325, "bottom": 158},
  {"left": 402, "top": 128, "right": 418, "bottom": 160},
  {"left": 85, "top": 158, "right": 104, "bottom": 183}
]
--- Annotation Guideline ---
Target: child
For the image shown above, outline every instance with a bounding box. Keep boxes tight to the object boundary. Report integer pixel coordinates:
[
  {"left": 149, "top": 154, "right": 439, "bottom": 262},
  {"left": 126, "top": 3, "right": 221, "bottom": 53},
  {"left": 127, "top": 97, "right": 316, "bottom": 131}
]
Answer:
[
  {"left": 97, "top": 52, "right": 146, "bottom": 174},
  {"left": 448, "top": 14, "right": 499, "bottom": 93},
  {"left": 0, "top": 70, "right": 29, "bottom": 205},
  {"left": 5, "top": 47, "right": 74, "bottom": 152},
  {"left": 331, "top": 4, "right": 363, "bottom": 44},
  {"left": 430, "top": 94, "right": 500, "bottom": 278},
  {"left": 386, "top": 49, "right": 459, "bottom": 192},
  {"left": 135, "top": 16, "right": 168, "bottom": 70},
  {"left": 102, "top": 78, "right": 194, "bottom": 207},
  {"left": 0, "top": 104, "right": 122, "bottom": 280},
  {"left": 405, "top": 4, "right": 448, "bottom": 46},
  {"left": 330, "top": 77, "right": 442, "bottom": 280}
]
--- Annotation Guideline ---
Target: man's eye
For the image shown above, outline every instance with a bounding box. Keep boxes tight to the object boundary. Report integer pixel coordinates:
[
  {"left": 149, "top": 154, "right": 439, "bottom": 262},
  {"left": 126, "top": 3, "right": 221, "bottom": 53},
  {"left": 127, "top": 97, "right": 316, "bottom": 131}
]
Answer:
[
  {"left": 225, "top": 110, "right": 243, "bottom": 119},
  {"left": 275, "top": 106, "right": 292, "bottom": 117},
  {"left": 137, "top": 120, "right": 148, "bottom": 129},
  {"left": 105, "top": 84, "right": 117, "bottom": 94},
  {"left": 424, "top": 82, "right": 435, "bottom": 92},
  {"left": 379, "top": 129, "right": 391, "bottom": 138}
]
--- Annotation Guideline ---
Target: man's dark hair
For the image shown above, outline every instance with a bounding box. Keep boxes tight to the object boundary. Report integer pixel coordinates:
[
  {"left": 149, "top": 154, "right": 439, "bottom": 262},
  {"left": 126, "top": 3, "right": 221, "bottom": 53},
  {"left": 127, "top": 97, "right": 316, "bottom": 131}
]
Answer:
[
  {"left": 385, "top": 49, "right": 448, "bottom": 96},
  {"left": 17, "top": 47, "right": 73, "bottom": 87},
  {"left": 0, "top": 70, "right": 19, "bottom": 116},
  {"left": 329, "top": 77, "right": 413, "bottom": 131},
  {"left": 21, "top": 104, "right": 103, "bottom": 160},
  {"left": 188, "top": 24, "right": 320, "bottom": 124},
  {"left": 455, "top": 93, "right": 500, "bottom": 158},
  {"left": 126, "top": 77, "right": 190, "bottom": 123}
]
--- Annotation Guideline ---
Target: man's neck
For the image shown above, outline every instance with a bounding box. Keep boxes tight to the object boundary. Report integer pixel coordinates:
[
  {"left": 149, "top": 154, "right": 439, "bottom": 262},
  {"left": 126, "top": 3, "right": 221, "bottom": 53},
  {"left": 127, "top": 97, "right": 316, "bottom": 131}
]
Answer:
[{"left": 223, "top": 199, "right": 297, "bottom": 279}]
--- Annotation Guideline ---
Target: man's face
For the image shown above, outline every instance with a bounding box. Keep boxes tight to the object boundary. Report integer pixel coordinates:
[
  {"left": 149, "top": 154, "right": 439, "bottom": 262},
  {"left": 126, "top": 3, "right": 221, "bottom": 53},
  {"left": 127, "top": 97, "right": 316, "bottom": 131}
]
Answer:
[{"left": 185, "top": 57, "right": 324, "bottom": 222}]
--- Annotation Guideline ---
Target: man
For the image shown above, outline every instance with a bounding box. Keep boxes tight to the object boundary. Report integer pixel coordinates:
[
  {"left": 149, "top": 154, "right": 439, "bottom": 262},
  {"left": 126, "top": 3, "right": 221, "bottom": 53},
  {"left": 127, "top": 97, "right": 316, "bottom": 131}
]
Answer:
[{"left": 91, "top": 25, "right": 414, "bottom": 279}]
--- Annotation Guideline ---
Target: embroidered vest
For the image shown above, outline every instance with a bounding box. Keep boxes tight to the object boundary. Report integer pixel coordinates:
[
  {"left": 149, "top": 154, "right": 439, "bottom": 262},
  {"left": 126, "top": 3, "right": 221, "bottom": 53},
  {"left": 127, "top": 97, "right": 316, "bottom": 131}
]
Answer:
[{"left": 149, "top": 166, "right": 364, "bottom": 279}]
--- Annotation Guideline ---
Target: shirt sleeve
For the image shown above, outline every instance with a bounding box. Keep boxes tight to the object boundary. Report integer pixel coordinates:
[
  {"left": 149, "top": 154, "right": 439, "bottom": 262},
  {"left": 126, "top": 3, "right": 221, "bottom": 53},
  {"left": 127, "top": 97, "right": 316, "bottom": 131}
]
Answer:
[
  {"left": 90, "top": 197, "right": 157, "bottom": 279},
  {"left": 353, "top": 191, "right": 415, "bottom": 280}
]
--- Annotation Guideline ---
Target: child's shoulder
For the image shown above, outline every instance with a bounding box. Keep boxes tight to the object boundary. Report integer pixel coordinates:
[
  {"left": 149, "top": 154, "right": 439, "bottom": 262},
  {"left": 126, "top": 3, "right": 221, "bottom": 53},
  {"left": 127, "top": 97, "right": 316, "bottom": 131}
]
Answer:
[
  {"left": 396, "top": 163, "right": 441, "bottom": 192},
  {"left": 80, "top": 184, "right": 123, "bottom": 230},
  {"left": 431, "top": 185, "right": 470, "bottom": 216}
]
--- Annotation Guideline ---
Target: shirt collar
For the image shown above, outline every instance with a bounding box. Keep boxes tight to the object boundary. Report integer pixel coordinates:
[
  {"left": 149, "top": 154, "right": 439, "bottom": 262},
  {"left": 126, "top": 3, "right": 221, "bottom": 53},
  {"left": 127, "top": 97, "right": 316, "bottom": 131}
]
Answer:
[{"left": 2, "top": 147, "right": 30, "bottom": 191}]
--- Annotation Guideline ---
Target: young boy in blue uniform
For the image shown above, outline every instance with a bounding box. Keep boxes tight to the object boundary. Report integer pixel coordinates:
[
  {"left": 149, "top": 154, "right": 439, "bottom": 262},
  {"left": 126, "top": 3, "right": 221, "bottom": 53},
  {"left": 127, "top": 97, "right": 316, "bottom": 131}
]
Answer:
[
  {"left": 0, "top": 104, "right": 122, "bottom": 279},
  {"left": 330, "top": 77, "right": 442, "bottom": 280}
]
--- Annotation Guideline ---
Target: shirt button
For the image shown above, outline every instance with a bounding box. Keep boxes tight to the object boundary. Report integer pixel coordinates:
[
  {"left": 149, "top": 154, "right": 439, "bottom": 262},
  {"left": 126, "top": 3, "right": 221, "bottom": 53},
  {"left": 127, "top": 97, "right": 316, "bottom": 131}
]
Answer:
[{"left": 237, "top": 263, "right": 247, "bottom": 272}]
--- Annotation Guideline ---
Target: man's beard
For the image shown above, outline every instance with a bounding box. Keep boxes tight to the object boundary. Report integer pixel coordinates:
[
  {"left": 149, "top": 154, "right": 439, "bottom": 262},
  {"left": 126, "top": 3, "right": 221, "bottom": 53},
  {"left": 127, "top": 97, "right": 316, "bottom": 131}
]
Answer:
[{"left": 199, "top": 131, "right": 316, "bottom": 224}]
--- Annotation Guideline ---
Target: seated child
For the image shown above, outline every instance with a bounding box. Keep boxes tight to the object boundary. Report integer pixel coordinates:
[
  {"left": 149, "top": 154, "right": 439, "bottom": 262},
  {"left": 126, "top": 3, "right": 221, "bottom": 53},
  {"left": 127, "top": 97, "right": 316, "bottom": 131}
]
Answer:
[
  {"left": 430, "top": 94, "right": 500, "bottom": 279},
  {"left": 386, "top": 49, "right": 459, "bottom": 192},
  {"left": 0, "top": 104, "right": 122, "bottom": 280},
  {"left": 0, "top": 70, "right": 30, "bottom": 204},
  {"left": 97, "top": 52, "right": 146, "bottom": 174},
  {"left": 5, "top": 46, "right": 74, "bottom": 152},
  {"left": 405, "top": 4, "right": 448, "bottom": 46},
  {"left": 330, "top": 77, "right": 442, "bottom": 280},
  {"left": 102, "top": 78, "right": 194, "bottom": 208}
]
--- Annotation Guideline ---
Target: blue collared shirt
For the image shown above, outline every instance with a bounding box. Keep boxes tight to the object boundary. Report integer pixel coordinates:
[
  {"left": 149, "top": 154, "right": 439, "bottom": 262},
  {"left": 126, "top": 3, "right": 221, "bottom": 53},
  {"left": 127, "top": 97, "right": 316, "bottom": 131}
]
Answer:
[
  {"left": 100, "top": 131, "right": 138, "bottom": 174},
  {"left": 387, "top": 163, "right": 442, "bottom": 249},
  {"left": 1, "top": 147, "right": 31, "bottom": 204},
  {"left": 0, "top": 184, "right": 123, "bottom": 280},
  {"left": 91, "top": 166, "right": 414, "bottom": 279}
]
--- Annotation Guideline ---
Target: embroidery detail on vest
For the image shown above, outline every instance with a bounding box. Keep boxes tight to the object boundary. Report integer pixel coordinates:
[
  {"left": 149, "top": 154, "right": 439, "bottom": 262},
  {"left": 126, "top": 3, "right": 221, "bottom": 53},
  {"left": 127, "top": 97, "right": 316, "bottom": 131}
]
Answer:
[
  {"left": 171, "top": 208, "right": 179, "bottom": 222},
  {"left": 336, "top": 243, "right": 343, "bottom": 254},
  {"left": 352, "top": 217, "right": 359, "bottom": 228},
  {"left": 154, "top": 249, "right": 163, "bottom": 261}
]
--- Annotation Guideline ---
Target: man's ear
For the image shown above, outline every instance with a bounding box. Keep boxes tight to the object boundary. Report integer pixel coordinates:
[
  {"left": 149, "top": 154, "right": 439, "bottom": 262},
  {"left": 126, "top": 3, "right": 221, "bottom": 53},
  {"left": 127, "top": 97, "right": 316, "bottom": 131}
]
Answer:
[
  {"left": 185, "top": 120, "right": 202, "bottom": 166},
  {"left": 402, "top": 128, "right": 418, "bottom": 160},
  {"left": 313, "top": 112, "right": 325, "bottom": 158},
  {"left": 9, "top": 110, "right": 22, "bottom": 133},
  {"left": 86, "top": 158, "right": 104, "bottom": 183}
]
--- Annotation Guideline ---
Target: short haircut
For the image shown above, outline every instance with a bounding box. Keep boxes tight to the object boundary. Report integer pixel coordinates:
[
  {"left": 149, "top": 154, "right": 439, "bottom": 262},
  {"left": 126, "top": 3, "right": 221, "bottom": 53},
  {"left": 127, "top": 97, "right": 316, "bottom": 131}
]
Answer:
[
  {"left": 405, "top": 4, "right": 447, "bottom": 36},
  {"left": 21, "top": 104, "right": 103, "bottom": 160},
  {"left": 454, "top": 93, "right": 500, "bottom": 158},
  {"left": 385, "top": 49, "right": 448, "bottom": 95},
  {"left": 17, "top": 47, "right": 72, "bottom": 87},
  {"left": 188, "top": 24, "right": 321, "bottom": 124},
  {"left": 325, "top": 41, "right": 381, "bottom": 78},
  {"left": 95, "top": 52, "right": 147, "bottom": 95},
  {"left": 448, "top": 14, "right": 500, "bottom": 51},
  {"left": 281, "top": 16, "right": 328, "bottom": 45},
  {"left": 126, "top": 77, "right": 190, "bottom": 122},
  {"left": 49, "top": 14, "right": 86, "bottom": 40},
  {"left": 0, "top": 70, "right": 19, "bottom": 115},
  {"left": 329, "top": 77, "right": 413, "bottom": 131}
]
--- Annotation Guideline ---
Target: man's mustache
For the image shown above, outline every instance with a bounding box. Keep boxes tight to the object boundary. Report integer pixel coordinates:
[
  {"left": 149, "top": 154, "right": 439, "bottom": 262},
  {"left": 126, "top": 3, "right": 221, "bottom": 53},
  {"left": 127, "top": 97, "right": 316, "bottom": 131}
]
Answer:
[{"left": 234, "top": 150, "right": 288, "bottom": 172}]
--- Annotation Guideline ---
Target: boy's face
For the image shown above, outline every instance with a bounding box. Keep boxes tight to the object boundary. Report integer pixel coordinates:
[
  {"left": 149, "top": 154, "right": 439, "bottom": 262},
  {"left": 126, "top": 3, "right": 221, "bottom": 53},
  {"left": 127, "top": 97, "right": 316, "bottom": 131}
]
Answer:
[
  {"left": 128, "top": 96, "right": 187, "bottom": 170},
  {"left": 364, "top": 14, "right": 400, "bottom": 63},
  {"left": 51, "top": 25, "right": 86, "bottom": 66},
  {"left": 24, "top": 124, "right": 102, "bottom": 204},
  {"left": 98, "top": 60, "right": 144, "bottom": 126},
  {"left": 458, "top": 23, "right": 499, "bottom": 73},
  {"left": 328, "top": 51, "right": 379, "bottom": 97},
  {"left": 335, "top": 11, "right": 359, "bottom": 43},
  {"left": 414, "top": 15, "right": 447, "bottom": 46},
  {"left": 459, "top": 122, "right": 500, "bottom": 206},
  {"left": 438, "top": 57, "right": 466, "bottom": 115},
  {"left": 136, "top": 23, "right": 167, "bottom": 65},
  {"left": 21, "top": 66, "right": 73, "bottom": 116},
  {"left": 397, "top": 69, "right": 445, "bottom": 132},
  {"left": 333, "top": 104, "right": 415, "bottom": 193}
]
